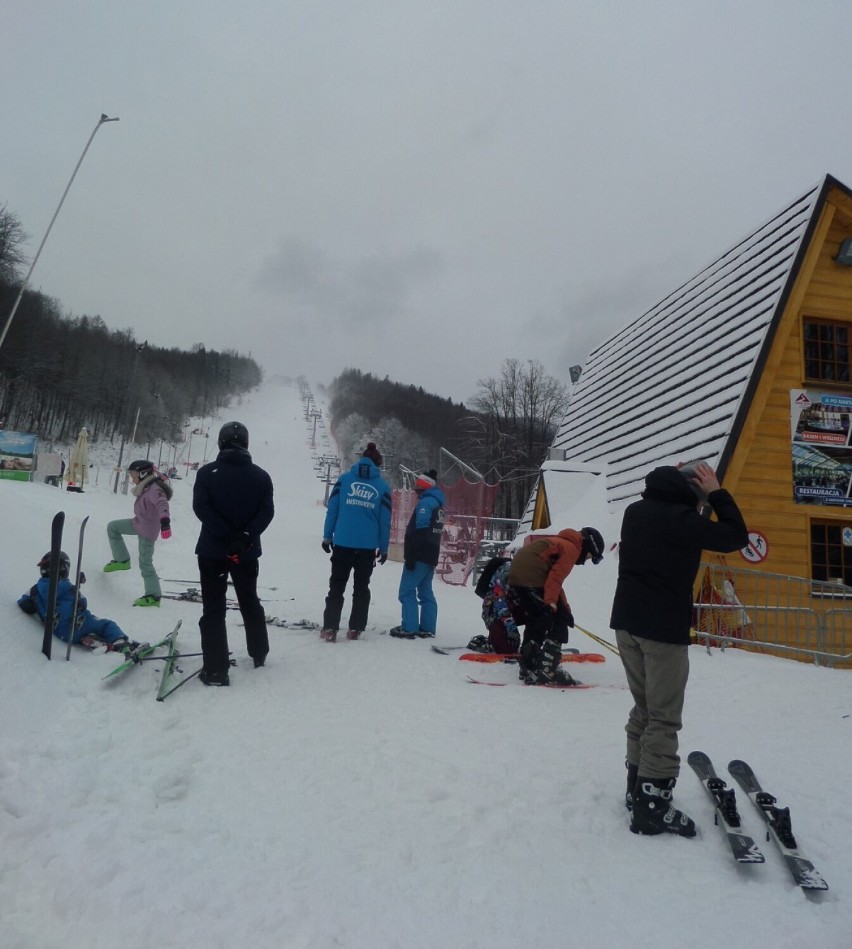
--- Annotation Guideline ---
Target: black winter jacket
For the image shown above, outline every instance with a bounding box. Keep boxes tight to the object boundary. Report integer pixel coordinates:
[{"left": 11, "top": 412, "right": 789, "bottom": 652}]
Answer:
[
  {"left": 610, "top": 466, "right": 748, "bottom": 645},
  {"left": 193, "top": 449, "right": 274, "bottom": 560}
]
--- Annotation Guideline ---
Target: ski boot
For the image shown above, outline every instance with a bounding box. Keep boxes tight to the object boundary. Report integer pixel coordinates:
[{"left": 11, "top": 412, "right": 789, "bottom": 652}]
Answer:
[
  {"left": 466, "top": 635, "right": 494, "bottom": 653},
  {"left": 625, "top": 761, "right": 639, "bottom": 811},
  {"left": 389, "top": 626, "right": 417, "bottom": 639},
  {"left": 199, "top": 669, "right": 230, "bottom": 687},
  {"left": 103, "top": 560, "right": 130, "bottom": 573},
  {"left": 320, "top": 628, "right": 337, "bottom": 643},
  {"left": 133, "top": 595, "right": 161, "bottom": 607},
  {"left": 346, "top": 629, "right": 362, "bottom": 640},
  {"left": 630, "top": 777, "right": 696, "bottom": 837}
]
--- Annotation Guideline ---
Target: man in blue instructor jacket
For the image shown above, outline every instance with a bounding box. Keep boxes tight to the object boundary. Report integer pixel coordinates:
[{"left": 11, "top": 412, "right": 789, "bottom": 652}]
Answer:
[{"left": 320, "top": 442, "right": 392, "bottom": 642}]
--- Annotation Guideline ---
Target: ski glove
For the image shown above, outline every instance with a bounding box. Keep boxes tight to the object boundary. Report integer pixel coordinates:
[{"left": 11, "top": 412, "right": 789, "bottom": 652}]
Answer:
[
  {"left": 160, "top": 518, "right": 172, "bottom": 540},
  {"left": 377, "top": 550, "right": 388, "bottom": 565},
  {"left": 322, "top": 539, "right": 334, "bottom": 554},
  {"left": 227, "top": 531, "right": 252, "bottom": 564},
  {"left": 565, "top": 607, "right": 575, "bottom": 628}
]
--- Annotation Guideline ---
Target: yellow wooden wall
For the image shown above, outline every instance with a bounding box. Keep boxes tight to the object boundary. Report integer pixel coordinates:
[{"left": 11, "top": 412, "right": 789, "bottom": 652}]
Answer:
[{"left": 724, "top": 186, "right": 852, "bottom": 580}]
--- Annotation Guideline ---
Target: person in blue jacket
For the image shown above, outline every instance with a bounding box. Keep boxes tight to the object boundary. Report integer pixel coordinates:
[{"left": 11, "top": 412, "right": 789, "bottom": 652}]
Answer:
[
  {"left": 390, "top": 470, "right": 445, "bottom": 639},
  {"left": 18, "top": 550, "right": 132, "bottom": 650},
  {"left": 320, "top": 442, "right": 392, "bottom": 642},
  {"left": 193, "top": 421, "right": 275, "bottom": 685}
]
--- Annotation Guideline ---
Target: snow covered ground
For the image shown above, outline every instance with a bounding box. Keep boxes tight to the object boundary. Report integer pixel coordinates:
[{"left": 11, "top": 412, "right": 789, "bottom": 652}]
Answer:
[{"left": 2, "top": 378, "right": 849, "bottom": 949}]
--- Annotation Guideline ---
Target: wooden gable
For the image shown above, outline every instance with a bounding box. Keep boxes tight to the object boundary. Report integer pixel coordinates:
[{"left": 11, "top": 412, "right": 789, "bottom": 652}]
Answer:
[{"left": 551, "top": 178, "right": 842, "bottom": 506}]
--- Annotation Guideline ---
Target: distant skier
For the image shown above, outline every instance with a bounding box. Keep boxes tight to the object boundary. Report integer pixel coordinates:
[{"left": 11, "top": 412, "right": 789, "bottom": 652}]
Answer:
[
  {"left": 611, "top": 460, "right": 748, "bottom": 838},
  {"left": 507, "top": 527, "right": 604, "bottom": 684},
  {"left": 103, "top": 459, "right": 173, "bottom": 607},
  {"left": 320, "top": 442, "right": 392, "bottom": 642},
  {"left": 389, "top": 469, "right": 444, "bottom": 639},
  {"left": 18, "top": 551, "right": 132, "bottom": 650},
  {"left": 193, "top": 421, "right": 275, "bottom": 685}
]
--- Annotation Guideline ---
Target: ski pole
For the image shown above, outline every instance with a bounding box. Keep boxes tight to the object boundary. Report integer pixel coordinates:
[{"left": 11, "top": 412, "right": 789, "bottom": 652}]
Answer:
[{"left": 575, "top": 624, "right": 620, "bottom": 656}]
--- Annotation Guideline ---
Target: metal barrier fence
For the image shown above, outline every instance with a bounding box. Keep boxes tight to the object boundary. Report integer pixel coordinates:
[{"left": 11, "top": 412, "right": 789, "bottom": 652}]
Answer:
[{"left": 693, "top": 561, "right": 852, "bottom": 668}]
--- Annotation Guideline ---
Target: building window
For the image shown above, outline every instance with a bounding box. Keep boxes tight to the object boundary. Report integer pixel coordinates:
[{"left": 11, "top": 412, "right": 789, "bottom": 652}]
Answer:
[
  {"left": 810, "top": 520, "right": 852, "bottom": 584},
  {"left": 803, "top": 318, "right": 851, "bottom": 384}
]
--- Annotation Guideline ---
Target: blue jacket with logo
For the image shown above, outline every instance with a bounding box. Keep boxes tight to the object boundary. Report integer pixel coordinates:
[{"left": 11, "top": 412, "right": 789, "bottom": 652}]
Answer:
[{"left": 323, "top": 457, "right": 392, "bottom": 553}]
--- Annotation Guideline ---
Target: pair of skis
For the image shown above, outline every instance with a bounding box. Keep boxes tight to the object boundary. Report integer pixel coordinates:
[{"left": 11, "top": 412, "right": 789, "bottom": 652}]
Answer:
[
  {"left": 100, "top": 620, "right": 201, "bottom": 700},
  {"left": 688, "top": 752, "right": 828, "bottom": 890},
  {"left": 41, "top": 511, "right": 89, "bottom": 661}
]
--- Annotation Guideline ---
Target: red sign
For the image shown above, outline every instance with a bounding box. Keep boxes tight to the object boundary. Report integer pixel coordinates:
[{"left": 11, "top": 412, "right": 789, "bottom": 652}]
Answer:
[{"left": 740, "top": 531, "right": 769, "bottom": 564}]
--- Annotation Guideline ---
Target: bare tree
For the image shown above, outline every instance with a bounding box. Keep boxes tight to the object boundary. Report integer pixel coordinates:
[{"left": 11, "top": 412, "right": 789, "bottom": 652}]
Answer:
[
  {"left": 466, "top": 359, "right": 569, "bottom": 519},
  {"left": 0, "top": 204, "right": 29, "bottom": 283}
]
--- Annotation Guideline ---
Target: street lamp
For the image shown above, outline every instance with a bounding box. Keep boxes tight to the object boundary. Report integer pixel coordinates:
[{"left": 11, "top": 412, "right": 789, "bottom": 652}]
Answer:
[{"left": 0, "top": 114, "right": 120, "bottom": 352}]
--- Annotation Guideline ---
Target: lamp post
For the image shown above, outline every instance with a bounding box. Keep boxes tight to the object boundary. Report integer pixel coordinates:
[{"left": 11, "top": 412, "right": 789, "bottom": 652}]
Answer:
[{"left": 0, "top": 114, "right": 120, "bottom": 353}]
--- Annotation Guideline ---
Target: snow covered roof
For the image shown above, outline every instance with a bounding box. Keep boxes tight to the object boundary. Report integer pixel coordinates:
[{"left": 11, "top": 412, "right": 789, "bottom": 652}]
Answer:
[{"left": 550, "top": 174, "right": 851, "bottom": 506}]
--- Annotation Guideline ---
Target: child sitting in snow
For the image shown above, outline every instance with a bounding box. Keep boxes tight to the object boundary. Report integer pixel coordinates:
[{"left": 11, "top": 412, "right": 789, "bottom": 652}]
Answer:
[{"left": 18, "top": 550, "right": 134, "bottom": 651}]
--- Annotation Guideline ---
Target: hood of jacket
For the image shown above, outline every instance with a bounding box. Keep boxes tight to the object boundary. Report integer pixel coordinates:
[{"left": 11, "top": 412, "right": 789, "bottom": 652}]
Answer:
[{"left": 641, "top": 466, "right": 697, "bottom": 506}]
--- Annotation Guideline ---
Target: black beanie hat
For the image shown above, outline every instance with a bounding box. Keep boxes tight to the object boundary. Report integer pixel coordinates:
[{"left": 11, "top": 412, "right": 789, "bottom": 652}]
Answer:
[{"left": 362, "top": 442, "right": 383, "bottom": 467}]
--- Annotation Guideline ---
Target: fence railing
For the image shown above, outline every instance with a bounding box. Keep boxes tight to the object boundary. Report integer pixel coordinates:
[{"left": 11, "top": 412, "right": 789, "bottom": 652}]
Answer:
[{"left": 693, "top": 561, "right": 852, "bottom": 668}]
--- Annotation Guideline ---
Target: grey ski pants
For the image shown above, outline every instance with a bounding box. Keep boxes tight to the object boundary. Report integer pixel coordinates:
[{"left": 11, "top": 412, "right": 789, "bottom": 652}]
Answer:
[
  {"left": 615, "top": 629, "right": 689, "bottom": 780},
  {"left": 107, "top": 518, "right": 161, "bottom": 597}
]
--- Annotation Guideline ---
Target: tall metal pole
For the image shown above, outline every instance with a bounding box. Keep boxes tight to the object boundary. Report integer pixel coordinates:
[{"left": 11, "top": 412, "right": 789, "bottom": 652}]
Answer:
[{"left": 0, "top": 114, "right": 120, "bottom": 352}]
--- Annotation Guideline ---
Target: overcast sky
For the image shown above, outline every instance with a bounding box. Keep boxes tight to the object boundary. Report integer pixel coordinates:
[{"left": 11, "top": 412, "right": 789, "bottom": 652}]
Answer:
[{"left": 4, "top": 1, "right": 852, "bottom": 404}]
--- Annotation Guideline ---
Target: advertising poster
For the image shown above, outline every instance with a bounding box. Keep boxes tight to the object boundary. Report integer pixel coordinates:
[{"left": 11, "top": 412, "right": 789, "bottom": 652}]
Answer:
[
  {"left": 0, "top": 430, "right": 38, "bottom": 482},
  {"left": 791, "top": 389, "right": 852, "bottom": 505}
]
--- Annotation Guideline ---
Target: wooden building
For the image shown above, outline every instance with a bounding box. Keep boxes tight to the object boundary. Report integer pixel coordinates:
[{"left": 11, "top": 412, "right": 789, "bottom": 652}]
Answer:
[{"left": 525, "top": 174, "right": 852, "bottom": 664}]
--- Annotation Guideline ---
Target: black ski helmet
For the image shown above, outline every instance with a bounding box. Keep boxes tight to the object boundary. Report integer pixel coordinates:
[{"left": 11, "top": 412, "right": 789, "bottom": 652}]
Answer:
[
  {"left": 38, "top": 550, "right": 71, "bottom": 580},
  {"left": 128, "top": 459, "right": 155, "bottom": 478},
  {"left": 218, "top": 421, "right": 249, "bottom": 451},
  {"left": 579, "top": 527, "right": 605, "bottom": 565}
]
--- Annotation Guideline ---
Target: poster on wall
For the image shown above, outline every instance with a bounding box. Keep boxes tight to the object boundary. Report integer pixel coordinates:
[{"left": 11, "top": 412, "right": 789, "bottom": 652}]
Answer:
[
  {"left": 791, "top": 389, "right": 852, "bottom": 505},
  {"left": 0, "top": 430, "right": 38, "bottom": 482}
]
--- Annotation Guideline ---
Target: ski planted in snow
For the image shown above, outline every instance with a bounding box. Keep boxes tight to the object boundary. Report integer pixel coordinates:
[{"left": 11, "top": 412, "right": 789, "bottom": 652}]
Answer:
[
  {"left": 687, "top": 751, "right": 764, "bottom": 863},
  {"left": 728, "top": 759, "right": 828, "bottom": 890},
  {"left": 41, "top": 511, "right": 66, "bottom": 659},
  {"left": 102, "top": 622, "right": 181, "bottom": 681},
  {"left": 65, "top": 515, "right": 90, "bottom": 661}
]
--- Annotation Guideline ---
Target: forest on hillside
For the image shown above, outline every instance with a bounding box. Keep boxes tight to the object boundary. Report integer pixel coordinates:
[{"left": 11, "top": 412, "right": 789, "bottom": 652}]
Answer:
[
  {"left": 0, "top": 279, "right": 261, "bottom": 448},
  {"left": 0, "top": 202, "right": 261, "bottom": 450}
]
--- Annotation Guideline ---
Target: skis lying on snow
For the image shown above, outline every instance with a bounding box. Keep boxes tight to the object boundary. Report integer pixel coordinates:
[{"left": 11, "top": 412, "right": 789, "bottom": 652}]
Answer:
[
  {"left": 65, "top": 515, "right": 90, "bottom": 661},
  {"left": 728, "top": 759, "right": 829, "bottom": 891},
  {"left": 457, "top": 651, "right": 605, "bottom": 664},
  {"left": 160, "top": 588, "right": 240, "bottom": 609},
  {"left": 41, "top": 511, "right": 66, "bottom": 659},
  {"left": 465, "top": 675, "right": 595, "bottom": 690},
  {"left": 687, "top": 752, "right": 765, "bottom": 864},
  {"left": 264, "top": 616, "right": 320, "bottom": 629},
  {"left": 102, "top": 622, "right": 182, "bottom": 681},
  {"left": 161, "top": 578, "right": 279, "bottom": 592}
]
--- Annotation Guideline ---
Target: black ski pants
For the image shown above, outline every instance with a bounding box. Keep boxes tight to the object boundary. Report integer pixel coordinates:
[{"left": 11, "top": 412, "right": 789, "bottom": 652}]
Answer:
[
  {"left": 323, "top": 545, "right": 376, "bottom": 632},
  {"left": 198, "top": 555, "right": 269, "bottom": 674},
  {"left": 510, "top": 586, "right": 571, "bottom": 645}
]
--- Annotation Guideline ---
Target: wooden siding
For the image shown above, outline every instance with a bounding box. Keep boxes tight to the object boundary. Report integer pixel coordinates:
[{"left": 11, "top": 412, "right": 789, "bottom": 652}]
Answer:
[{"left": 724, "top": 188, "right": 852, "bottom": 583}]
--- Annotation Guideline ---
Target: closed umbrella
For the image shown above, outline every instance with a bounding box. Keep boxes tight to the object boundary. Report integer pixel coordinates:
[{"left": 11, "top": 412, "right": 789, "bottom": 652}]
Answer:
[{"left": 68, "top": 427, "right": 89, "bottom": 489}]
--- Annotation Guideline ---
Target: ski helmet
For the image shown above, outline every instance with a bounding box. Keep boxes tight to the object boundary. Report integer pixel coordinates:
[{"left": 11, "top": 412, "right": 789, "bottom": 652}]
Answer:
[
  {"left": 128, "top": 459, "right": 155, "bottom": 478},
  {"left": 579, "top": 527, "right": 605, "bottom": 565},
  {"left": 218, "top": 421, "right": 249, "bottom": 451},
  {"left": 38, "top": 550, "right": 71, "bottom": 580}
]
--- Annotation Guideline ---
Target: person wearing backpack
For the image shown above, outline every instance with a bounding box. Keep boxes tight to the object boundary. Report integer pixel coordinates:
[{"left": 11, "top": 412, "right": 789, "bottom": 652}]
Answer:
[{"left": 469, "top": 555, "right": 526, "bottom": 654}]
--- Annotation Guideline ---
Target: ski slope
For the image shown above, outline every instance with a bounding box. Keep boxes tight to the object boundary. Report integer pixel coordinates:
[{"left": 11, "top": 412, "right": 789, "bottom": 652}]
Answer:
[{"left": 1, "top": 379, "right": 849, "bottom": 949}]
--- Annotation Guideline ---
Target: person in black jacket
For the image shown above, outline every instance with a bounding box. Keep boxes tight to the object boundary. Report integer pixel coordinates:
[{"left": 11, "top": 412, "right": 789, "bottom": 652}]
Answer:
[
  {"left": 610, "top": 461, "right": 748, "bottom": 837},
  {"left": 193, "top": 421, "right": 275, "bottom": 686}
]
